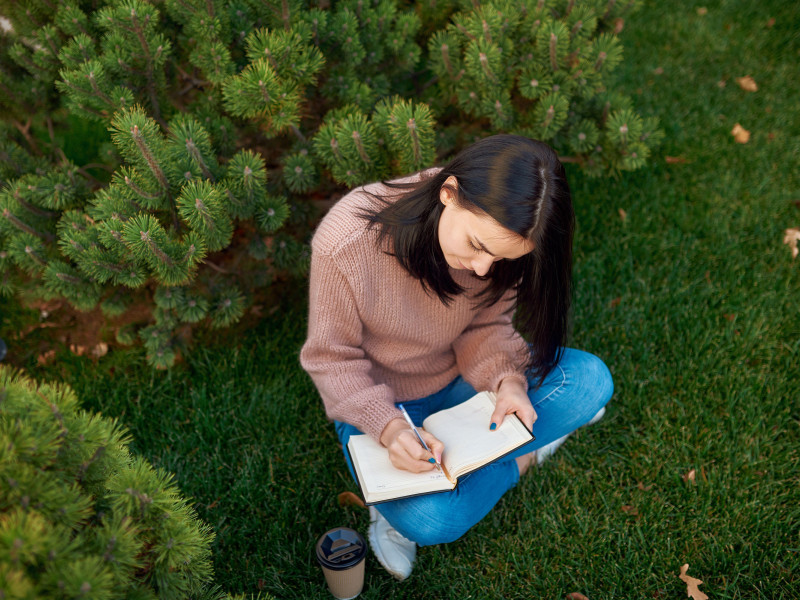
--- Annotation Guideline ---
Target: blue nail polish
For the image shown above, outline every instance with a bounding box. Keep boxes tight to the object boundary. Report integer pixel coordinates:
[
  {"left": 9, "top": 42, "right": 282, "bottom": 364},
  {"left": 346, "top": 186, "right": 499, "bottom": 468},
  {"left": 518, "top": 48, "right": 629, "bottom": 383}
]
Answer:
[
  {"left": 490, "top": 422, "right": 497, "bottom": 430},
  {"left": 428, "top": 457, "right": 436, "bottom": 464}
]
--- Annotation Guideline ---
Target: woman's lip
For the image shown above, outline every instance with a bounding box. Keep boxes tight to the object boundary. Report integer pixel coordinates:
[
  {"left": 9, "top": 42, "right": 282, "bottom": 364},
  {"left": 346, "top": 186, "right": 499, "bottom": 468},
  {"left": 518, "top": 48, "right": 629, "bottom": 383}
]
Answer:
[{"left": 456, "top": 258, "right": 469, "bottom": 270}]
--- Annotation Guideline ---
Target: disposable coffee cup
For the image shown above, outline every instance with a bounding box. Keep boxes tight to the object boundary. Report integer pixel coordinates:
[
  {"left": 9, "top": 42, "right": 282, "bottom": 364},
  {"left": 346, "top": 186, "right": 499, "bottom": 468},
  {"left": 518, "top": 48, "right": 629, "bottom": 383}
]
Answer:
[{"left": 315, "top": 527, "right": 367, "bottom": 599}]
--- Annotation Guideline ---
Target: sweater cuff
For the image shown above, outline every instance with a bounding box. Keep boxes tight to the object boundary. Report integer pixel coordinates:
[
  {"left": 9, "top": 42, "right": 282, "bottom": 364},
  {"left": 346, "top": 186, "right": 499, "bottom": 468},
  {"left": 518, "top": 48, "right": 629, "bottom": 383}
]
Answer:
[
  {"left": 362, "top": 403, "right": 404, "bottom": 443},
  {"left": 490, "top": 370, "right": 528, "bottom": 395}
]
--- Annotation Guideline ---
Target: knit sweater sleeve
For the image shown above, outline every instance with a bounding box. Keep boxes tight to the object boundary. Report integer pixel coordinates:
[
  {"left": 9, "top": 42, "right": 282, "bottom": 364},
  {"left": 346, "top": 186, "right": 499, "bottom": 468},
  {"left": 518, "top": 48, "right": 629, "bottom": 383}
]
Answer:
[
  {"left": 451, "top": 289, "right": 530, "bottom": 394},
  {"left": 299, "top": 247, "right": 402, "bottom": 442}
]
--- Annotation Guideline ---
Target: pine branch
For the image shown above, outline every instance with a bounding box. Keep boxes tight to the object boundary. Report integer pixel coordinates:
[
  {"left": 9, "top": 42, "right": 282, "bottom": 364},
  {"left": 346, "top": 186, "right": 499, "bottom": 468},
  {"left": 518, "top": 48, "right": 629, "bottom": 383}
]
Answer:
[
  {"left": 130, "top": 10, "right": 165, "bottom": 127},
  {"left": 128, "top": 123, "right": 179, "bottom": 229},
  {"left": 185, "top": 139, "right": 215, "bottom": 181},
  {"left": 2, "top": 208, "right": 55, "bottom": 242},
  {"left": 11, "top": 119, "right": 41, "bottom": 155},
  {"left": 13, "top": 190, "right": 58, "bottom": 219},
  {"left": 140, "top": 229, "right": 174, "bottom": 267}
]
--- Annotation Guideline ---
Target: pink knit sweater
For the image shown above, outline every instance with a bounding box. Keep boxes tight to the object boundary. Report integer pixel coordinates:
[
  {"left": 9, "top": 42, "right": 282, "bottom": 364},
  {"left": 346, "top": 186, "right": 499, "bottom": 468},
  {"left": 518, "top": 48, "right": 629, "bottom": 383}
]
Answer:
[{"left": 299, "top": 170, "right": 530, "bottom": 442}]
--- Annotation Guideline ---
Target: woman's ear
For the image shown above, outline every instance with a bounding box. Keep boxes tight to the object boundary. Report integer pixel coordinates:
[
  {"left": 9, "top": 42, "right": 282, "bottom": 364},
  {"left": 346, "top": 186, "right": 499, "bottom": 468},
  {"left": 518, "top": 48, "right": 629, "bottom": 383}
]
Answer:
[{"left": 439, "top": 175, "right": 458, "bottom": 206}]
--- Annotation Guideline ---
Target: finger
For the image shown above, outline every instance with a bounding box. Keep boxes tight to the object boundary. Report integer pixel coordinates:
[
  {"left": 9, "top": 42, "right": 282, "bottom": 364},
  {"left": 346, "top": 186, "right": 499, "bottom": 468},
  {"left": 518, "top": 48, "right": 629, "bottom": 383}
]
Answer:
[
  {"left": 517, "top": 404, "right": 536, "bottom": 431},
  {"left": 420, "top": 430, "right": 445, "bottom": 463},
  {"left": 389, "top": 443, "right": 434, "bottom": 473},
  {"left": 490, "top": 401, "right": 509, "bottom": 430},
  {"left": 398, "top": 430, "right": 435, "bottom": 463}
]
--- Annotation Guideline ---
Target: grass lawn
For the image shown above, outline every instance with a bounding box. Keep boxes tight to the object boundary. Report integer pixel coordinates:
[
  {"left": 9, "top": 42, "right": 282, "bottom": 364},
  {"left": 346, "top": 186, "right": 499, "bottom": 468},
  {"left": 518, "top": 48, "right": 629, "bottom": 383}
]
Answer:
[{"left": 3, "top": 0, "right": 799, "bottom": 598}]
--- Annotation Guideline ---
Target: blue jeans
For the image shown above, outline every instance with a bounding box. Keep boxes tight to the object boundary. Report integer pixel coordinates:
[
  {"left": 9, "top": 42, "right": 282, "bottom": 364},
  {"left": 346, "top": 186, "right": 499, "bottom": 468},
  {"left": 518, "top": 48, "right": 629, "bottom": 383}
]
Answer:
[{"left": 334, "top": 348, "right": 613, "bottom": 547}]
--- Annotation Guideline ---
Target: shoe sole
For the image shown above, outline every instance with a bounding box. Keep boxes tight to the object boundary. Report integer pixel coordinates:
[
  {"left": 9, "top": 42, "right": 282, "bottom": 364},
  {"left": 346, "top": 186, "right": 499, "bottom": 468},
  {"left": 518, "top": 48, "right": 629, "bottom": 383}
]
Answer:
[{"left": 368, "top": 512, "right": 412, "bottom": 581}]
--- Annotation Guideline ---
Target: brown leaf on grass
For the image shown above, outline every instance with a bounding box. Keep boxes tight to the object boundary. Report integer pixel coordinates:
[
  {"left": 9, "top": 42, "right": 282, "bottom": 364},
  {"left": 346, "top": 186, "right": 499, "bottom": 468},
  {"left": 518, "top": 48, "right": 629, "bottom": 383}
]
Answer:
[
  {"left": 337, "top": 491, "right": 366, "bottom": 509},
  {"left": 610, "top": 297, "right": 622, "bottom": 309},
  {"left": 567, "top": 593, "right": 589, "bottom": 600},
  {"left": 614, "top": 18, "right": 624, "bottom": 34},
  {"left": 37, "top": 350, "right": 56, "bottom": 366},
  {"left": 637, "top": 482, "right": 654, "bottom": 491},
  {"left": 70, "top": 344, "right": 87, "bottom": 356},
  {"left": 683, "top": 469, "right": 696, "bottom": 483},
  {"left": 736, "top": 76, "right": 758, "bottom": 92},
  {"left": 618, "top": 208, "right": 627, "bottom": 221},
  {"left": 621, "top": 504, "right": 639, "bottom": 517},
  {"left": 766, "top": 17, "right": 775, "bottom": 27},
  {"left": 783, "top": 228, "right": 800, "bottom": 259},
  {"left": 723, "top": 313, "right": 735, "bottom": 322},
  {"left": 91, "top": 342, "right": 109, "bottom": 358},
  {"left": 665, "top": 156, "right": 690, "bottom": 164},
  {"left": 731, "top": 123, "right": 750, "bottom": 144},
  {"left": 678, "top": 564, "right": 709, "bottom": 600},
  {"left": 696, "top": 7, "right": 708, "bottom": 15}
]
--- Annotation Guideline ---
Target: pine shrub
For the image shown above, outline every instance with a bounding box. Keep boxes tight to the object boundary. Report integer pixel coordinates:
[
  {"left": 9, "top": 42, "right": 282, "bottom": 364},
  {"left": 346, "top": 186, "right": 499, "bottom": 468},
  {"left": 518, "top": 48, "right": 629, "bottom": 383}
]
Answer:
[
  {"left": 0, "top": 365, "right": 249, "bottom": 600},
  {"left": 0, "top": 0, "right": 661, "bottom": 367}
]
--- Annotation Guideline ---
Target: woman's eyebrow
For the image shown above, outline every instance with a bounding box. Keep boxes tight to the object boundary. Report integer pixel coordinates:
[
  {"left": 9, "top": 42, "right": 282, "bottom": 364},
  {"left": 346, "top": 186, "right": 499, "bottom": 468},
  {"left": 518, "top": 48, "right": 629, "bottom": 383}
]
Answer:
[{"left": 473, "top": 236, "right": 496, "bottom": 256}]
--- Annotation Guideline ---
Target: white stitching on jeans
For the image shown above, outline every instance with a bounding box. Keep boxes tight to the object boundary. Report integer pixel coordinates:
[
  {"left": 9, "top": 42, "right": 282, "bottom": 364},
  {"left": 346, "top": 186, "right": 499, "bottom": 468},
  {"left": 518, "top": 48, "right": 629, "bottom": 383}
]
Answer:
[{"left": 537, "top": 365, "right": 566, "bottom": 404}]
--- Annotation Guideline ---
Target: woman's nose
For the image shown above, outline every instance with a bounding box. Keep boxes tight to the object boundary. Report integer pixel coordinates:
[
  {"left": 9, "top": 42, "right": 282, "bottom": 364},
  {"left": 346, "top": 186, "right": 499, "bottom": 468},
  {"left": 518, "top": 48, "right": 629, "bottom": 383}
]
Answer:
[{"left": 472, "top": 255, "right": 494, "bottom": 276}]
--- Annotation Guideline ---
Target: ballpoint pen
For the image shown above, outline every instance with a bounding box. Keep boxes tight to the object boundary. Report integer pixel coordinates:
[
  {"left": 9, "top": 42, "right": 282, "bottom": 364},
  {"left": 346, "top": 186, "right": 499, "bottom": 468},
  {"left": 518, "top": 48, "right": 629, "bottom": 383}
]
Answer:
[{"left": 397, "top": 404, "right": 443, "bottom": 474}]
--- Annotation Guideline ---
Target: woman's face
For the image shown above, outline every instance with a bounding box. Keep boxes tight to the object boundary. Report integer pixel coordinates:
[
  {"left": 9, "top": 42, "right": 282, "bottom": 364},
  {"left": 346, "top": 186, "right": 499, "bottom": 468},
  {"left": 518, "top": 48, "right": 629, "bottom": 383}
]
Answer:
[{"left": 437, "top": 177, "right": 533, "bottom": 276}]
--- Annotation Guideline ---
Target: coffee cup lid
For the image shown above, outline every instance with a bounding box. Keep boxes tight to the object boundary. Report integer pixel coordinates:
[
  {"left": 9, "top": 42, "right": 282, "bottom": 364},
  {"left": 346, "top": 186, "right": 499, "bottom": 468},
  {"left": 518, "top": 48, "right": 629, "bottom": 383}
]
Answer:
[{"left": 316, "top": 527, "right": 366, "bottom": 571}]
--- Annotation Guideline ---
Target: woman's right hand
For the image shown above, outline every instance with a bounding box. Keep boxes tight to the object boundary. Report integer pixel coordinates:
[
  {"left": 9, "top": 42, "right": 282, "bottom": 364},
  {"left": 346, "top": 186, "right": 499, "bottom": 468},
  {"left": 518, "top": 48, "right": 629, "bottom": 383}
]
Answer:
[{"left": 379, "top": 418, "right": 445, "bottom": 473}]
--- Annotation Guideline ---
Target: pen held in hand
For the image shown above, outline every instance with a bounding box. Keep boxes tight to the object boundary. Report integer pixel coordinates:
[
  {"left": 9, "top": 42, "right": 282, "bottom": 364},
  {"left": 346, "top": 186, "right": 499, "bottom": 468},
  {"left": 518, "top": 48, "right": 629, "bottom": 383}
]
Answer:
[{"left": 397, "top": 404, "right": 443, "bottom": 473}]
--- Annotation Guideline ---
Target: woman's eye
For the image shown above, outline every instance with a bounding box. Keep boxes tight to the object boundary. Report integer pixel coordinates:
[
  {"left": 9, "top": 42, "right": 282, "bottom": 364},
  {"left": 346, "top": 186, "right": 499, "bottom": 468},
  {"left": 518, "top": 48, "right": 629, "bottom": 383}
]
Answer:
[{"left": 467, "top": 240, "right": 483, "bottom": 253}]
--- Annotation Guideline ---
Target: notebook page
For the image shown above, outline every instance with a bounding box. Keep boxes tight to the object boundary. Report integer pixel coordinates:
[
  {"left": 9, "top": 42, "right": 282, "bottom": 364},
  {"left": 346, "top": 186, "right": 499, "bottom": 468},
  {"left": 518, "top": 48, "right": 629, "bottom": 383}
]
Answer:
[
  {"left": 348, "top": 434, "right": 452, "bottom": 498},
  {"left": 423, "top": 392, "right": 531, "bottom": 477}
]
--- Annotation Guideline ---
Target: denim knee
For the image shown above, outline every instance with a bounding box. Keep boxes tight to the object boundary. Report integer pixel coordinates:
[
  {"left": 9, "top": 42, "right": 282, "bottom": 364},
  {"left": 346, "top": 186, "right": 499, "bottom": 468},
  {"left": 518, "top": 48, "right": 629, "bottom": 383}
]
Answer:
[
  {"left": 539, "top": 348, "right": 614, "bottom": 427},
  {"left": 572, "top": 349, "right": 614, "bottom": 421},
  {"left": 392, "top": 498, "right": 483, "bottom": 547}
]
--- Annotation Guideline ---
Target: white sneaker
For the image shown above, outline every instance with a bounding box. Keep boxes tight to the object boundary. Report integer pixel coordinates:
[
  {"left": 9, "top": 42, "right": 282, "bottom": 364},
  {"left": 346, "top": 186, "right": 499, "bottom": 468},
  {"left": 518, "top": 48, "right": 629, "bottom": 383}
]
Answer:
[
  {"left": 535, "top": 406, "right": 606, "bottom": 465},
  {"left": 587, "top": 406, "right": 606, "bottom": 426},
  {"left": 368, "top": 506, "right": 416, "bottom": 581}
]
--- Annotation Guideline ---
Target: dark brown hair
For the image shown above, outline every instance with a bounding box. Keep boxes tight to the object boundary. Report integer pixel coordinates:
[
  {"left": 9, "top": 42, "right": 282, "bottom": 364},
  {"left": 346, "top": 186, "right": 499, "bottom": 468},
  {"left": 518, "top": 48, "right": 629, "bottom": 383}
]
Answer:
[{"left": 362, "top": 134, "right": 574, "bottom": 383}]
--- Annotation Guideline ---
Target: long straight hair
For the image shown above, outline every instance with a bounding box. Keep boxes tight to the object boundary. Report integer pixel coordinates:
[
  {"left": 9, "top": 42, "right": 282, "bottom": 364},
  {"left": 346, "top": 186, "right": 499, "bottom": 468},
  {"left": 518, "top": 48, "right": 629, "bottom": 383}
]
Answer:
[{"left": 361, "top": 134, "right": 574, "bottom": 384}]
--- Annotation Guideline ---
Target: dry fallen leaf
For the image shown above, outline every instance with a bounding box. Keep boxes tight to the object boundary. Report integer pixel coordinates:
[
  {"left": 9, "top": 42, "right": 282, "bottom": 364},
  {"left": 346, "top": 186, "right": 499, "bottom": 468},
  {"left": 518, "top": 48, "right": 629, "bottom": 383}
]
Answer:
[
  {"left": 665, "top": 156, "right": 690, "bottom": 164},
  {"left": 567, "top": 593, "right": 589, "bottom": 600},
  {"left": 783, "top": 228, "right": 800, "bottom": 259},
  {"left": 637, "top": 482, "right": 654, "bottom": 491},
  {"left": 766, "top": 17, "right": 775, "bottom": 27},
  {"left": 337, "top": 491, "right": 366, "bottom": 509},
  {"left": 696, "top": 7, "right": 708, "bottom": 15},
  {"left": 731, "top": 123, "right": 750, "bottom": 144},
  {"left": 610, "top": 297, "right": 622, "bottom": 309},
  {"left": 37, "top": 350, "right": 56, "bottom": 366},
  {"left": 678, "top": 564, "right": 709, "bottom": 600},
  {"left": 621, "top": 504, "right": 639, "bottom": 517},
  {"left": 618, "top": 208, "right": 627, "bottom": 221},
  {"left": 683, "top": 469, "right": 696, "bottom": 484},
  {"left": 91, "top": 342, "right": 109, "bottom": 358},
  {"left": 736, "top": 76, "right": 758, "bottom": 92},
  {"left": 70, "top": 344, "right": 88, "bottom": 356}
]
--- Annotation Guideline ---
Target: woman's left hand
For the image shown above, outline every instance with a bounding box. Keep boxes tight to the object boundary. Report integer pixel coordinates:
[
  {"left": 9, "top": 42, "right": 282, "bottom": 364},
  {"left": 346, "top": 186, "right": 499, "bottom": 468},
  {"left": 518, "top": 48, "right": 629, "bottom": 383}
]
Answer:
[{"left": 490, "top": 377, "right": 537, "bottom": 431}]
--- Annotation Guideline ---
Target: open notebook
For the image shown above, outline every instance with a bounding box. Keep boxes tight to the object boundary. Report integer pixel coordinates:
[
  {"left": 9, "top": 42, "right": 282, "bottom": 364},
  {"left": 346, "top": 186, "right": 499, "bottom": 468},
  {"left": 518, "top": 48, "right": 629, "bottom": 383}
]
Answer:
[{"left": 346, "top": 391, "right": 534, "bottom": 505}]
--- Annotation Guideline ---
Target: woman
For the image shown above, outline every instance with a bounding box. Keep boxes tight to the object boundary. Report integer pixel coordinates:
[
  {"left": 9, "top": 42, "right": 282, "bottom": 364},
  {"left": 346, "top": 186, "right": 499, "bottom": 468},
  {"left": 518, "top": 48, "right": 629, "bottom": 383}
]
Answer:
[{"left": 300, "top": 134, "right": 613, "bottom": 580}]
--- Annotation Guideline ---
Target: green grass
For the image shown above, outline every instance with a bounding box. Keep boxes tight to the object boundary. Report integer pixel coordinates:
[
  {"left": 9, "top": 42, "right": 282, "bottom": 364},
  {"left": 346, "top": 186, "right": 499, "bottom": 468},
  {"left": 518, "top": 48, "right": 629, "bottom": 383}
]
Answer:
[{"left": 3, "top": 0, "right": 800, "bottom": 597}]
